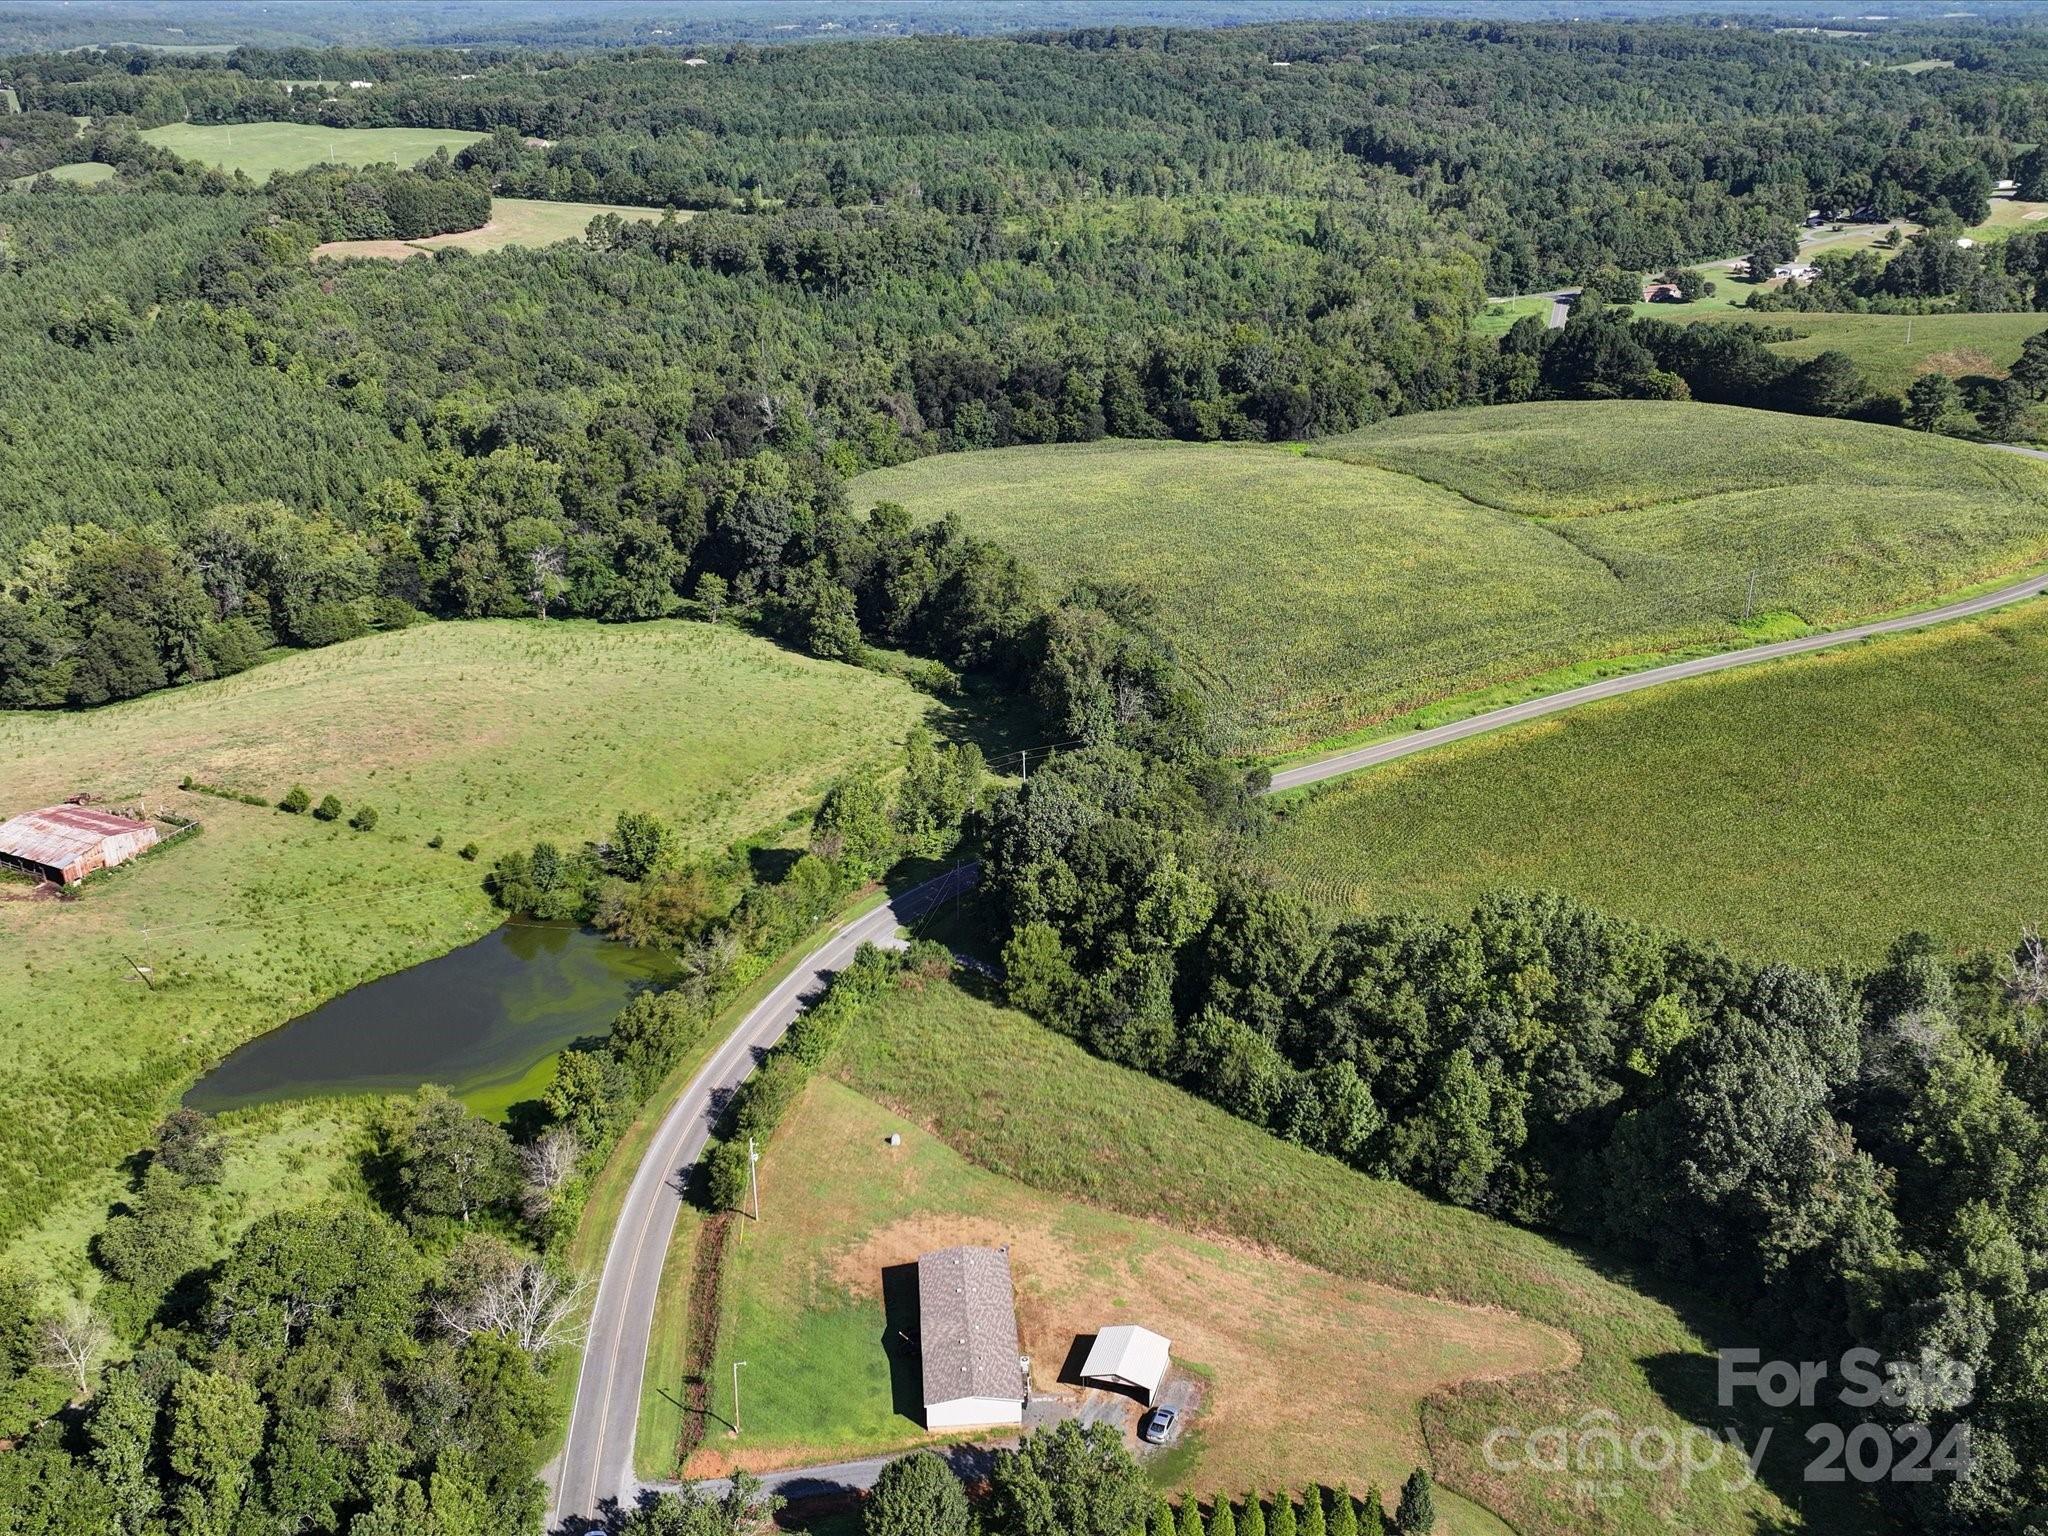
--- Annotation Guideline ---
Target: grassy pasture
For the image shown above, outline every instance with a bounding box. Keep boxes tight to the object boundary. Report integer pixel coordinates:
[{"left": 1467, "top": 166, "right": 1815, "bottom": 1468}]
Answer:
[
  {"left": 1320, "top": 399, "right": 2028, "bottom": 517},
  {"left": 1470, "top": 293, "right": 1552, "bottom": 337},
  {"left": 0, "top": 619, "right": 928, "bottom": 1285},
  {"left": 311, "top": 196, "right": 673, "bottom": 260},
  {"left": 852, "top": 405, "right": 2048, "bottom": 752},
  {"left": 1265, "top": 600, "right": 2048, "bottom": 966},
  {"left": 1756, "top": 310, "right": 2046, "bottom": 392},
  {"left": 1965, "top": 196, "right": 2048, "bottom": 244},
  {"left": 7, "top": 160, "right": 115, "bottom": 189},
  {"left": 138, "top": 121, "right": 483, "bottom": 178},
  {"left": 1635, "top": 307, "right": 2045, "bottom": 392},
  {"left": 828, "top": 980, "right": 1871, "bottom": 1536},
  {"left": 680, "top": 1073, "right": 1571, "bottom": 1523}
]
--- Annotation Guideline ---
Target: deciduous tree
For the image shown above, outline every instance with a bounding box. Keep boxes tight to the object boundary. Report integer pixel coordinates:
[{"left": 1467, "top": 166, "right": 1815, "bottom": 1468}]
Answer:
[{"left": 865, "top": 1450, "right": 969, "bottom": 1536}]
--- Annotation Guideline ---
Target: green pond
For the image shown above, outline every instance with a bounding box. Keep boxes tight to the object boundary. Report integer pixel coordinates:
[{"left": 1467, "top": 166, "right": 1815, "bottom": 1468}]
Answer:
[{"left": 185, "top": 921, "right": 674, "bottom": 1115}]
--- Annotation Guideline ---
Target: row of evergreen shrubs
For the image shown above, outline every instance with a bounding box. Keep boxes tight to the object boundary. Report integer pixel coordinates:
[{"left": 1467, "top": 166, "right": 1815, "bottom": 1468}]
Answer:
[
  {"left": 1146, "top": 1473, "right": 1435, "bottom": 1536},
  {"left": 854, "top": 1438, "right": 1439, "bottom": 1536},
  {"left": 278, "top": 784, "right": 378, "bottom": 830},
  {"left": 181, "top": 773, "right": 484, "bottom": 853}
]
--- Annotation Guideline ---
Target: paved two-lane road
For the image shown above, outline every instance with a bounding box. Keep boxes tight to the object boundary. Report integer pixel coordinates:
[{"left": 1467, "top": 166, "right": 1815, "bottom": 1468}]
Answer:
[
  {"left": 1268, "top": 568, "right": 2048, "bottom": 793},
  {"left": 551, "top": 544, "right": 2048, "bottom": 1528},
  {"left": 546, "top": 865, "right": 978, "bottom": 1532}
]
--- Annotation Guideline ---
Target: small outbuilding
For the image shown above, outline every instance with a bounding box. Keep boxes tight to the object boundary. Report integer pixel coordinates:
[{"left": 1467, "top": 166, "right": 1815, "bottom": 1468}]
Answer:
[
  {"left": 1080, "top": 1324, "right": 1173, "bottom": 1405},
  {"left": 0, "top": 804, "right": 158, "bottom": 885},
  {"left": 918, "top": 1245, "right": 1026, "bottom": 1430}
]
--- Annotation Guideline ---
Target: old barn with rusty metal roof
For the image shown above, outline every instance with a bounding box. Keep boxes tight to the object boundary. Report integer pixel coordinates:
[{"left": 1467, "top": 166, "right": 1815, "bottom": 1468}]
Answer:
[
  {"left": 0, "top": 805, "right": 159, "bottom": 885},
  {"left": 917, "top": 1244, "right": 1026, "bottom": 1430}
]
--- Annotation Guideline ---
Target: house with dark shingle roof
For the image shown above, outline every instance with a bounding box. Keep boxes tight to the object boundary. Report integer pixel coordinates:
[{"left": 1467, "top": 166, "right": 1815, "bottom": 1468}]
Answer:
[{"left": 916, "top": 1245, "right": 1026, "bottom": 1429}]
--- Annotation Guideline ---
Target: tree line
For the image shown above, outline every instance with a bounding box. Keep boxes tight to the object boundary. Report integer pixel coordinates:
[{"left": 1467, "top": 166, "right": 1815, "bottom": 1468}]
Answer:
[
  {"left": 19, "top": 181, "right": 2036, "bottom": 713},
  {"left": 0, "top": 1092, "right": 562, "bottom": 1534},
  {"left": 621, "top": 1430, "right": 1443, "bottom": 1536},
  {"left": 267, "top": 157, "right": 490, "bottom": 243},
  {"left": 973, "top": 672, "right": 2045, "bottom": 1536}
]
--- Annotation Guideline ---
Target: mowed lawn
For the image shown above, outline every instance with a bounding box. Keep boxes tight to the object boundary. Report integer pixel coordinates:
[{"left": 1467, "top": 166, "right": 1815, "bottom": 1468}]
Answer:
[
  {"left": 853, "top": 404, "right": 2048, "bottom": 752},
  {"left": 0, "top": 619, "right": 928, "bottom": 1283},
  {"left": 1965, "top": 196, "right": 2048, "bottom": 244},
  {"left": 682, "top": 1074, "right": 1571, "bottom": 1526},
  {"left": 139, "top": 120, "right": 483, "bottom": 177},
  {"left": 827, "top": 982, "right": 1873, "bottom": 1536},
  {"left": 1266, "top": 601, "right": 2048, "bottom": 966}
]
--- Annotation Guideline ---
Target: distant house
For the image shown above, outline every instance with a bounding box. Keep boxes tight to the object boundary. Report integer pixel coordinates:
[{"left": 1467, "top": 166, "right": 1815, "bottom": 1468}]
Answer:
[
  {"left": 1642, "top": 280, "right": 1682, "bottom": 302},
  {"left": 684, "top": 57, "right": 710, "bottom": 66},
  {"left": 347, "top": 80, "right": 375, "bottom": 90},
  {"left": 1955, "top": 236, "right": 1978, "bottom": 249},
  {"left": 0, "top": 804, "right": 158, "bottom": 884},
  {"left": 1080, "top": 1324, "right": 1173, "bottom": 1405},
  {"left": 918, "top": 1246, "right": 1026, "bottom": 1430},
  {"left": 1997, "top": 178, "right": 2020, "bottom": 193}
]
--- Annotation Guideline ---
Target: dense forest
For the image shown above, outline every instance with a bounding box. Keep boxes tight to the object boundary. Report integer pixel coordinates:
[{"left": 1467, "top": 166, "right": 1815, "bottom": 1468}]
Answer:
[
  {"left": 3, "top": 15, "right": 2048, "bottom": 1536},
  {"left": 11, "top": 22, "right": 2048, "bottom": 286},
  {"left": 12, "top": 20, "right": 2048, "bottom": 707}
]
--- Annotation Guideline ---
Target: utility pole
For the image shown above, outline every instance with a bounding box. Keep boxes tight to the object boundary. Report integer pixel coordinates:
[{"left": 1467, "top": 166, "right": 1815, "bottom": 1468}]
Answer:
[
  {"left": 1019, "top": 747, "right": 1027, "bottom": 783},
  {"left": 732, "top": 1360, "right": 748, "bottom": 1437},
  {"left": 747, "top": 1137, "right": 760, "bottom": 1222}
]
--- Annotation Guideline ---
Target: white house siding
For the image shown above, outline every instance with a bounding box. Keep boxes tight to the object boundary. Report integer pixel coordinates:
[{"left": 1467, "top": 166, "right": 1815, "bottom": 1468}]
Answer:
[{"left": 924, "top": 1395, "right": 1024, "bottom": 1430}]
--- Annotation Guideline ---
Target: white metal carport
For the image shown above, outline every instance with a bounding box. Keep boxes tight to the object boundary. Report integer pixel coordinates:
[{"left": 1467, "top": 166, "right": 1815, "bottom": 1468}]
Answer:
[{"left": 1079, "top": 1324, "right": 1172, "bottom": 1404}]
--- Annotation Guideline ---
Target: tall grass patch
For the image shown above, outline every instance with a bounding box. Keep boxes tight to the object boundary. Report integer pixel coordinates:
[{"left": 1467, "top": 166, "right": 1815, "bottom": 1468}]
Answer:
[
  {"left": 1265, "top": 602, "right": 2048, "bottom": 964},
  {"left": 853, "top": 404, "right": 2048, "bottom": 753}
]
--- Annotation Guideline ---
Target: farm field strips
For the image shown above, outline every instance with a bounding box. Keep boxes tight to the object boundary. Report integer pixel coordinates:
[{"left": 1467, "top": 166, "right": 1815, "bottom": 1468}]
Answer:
[{"left": 851, "top": 402, "right": 2048, "bottom": 754}]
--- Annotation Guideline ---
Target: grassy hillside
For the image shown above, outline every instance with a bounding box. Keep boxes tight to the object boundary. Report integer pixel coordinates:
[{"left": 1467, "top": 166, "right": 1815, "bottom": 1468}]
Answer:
[
  {"left": 831, "top": 980, "right": 1873, "bottom": 1536},
  {"left": 852, "top": 405, "right": 2048, "bottom": 752},
  {"left": 139, "top": 121, "right": 483, "bottom": 177},
  {"left": 683, "top": 1075, "right": 1570, "bottom": 1528},
  {"left": 1266, "top": 601, "right": 2048, "bottom": 965},
  {"left": 0, "top": 618, "right": 928, "bottom": 1283}
]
